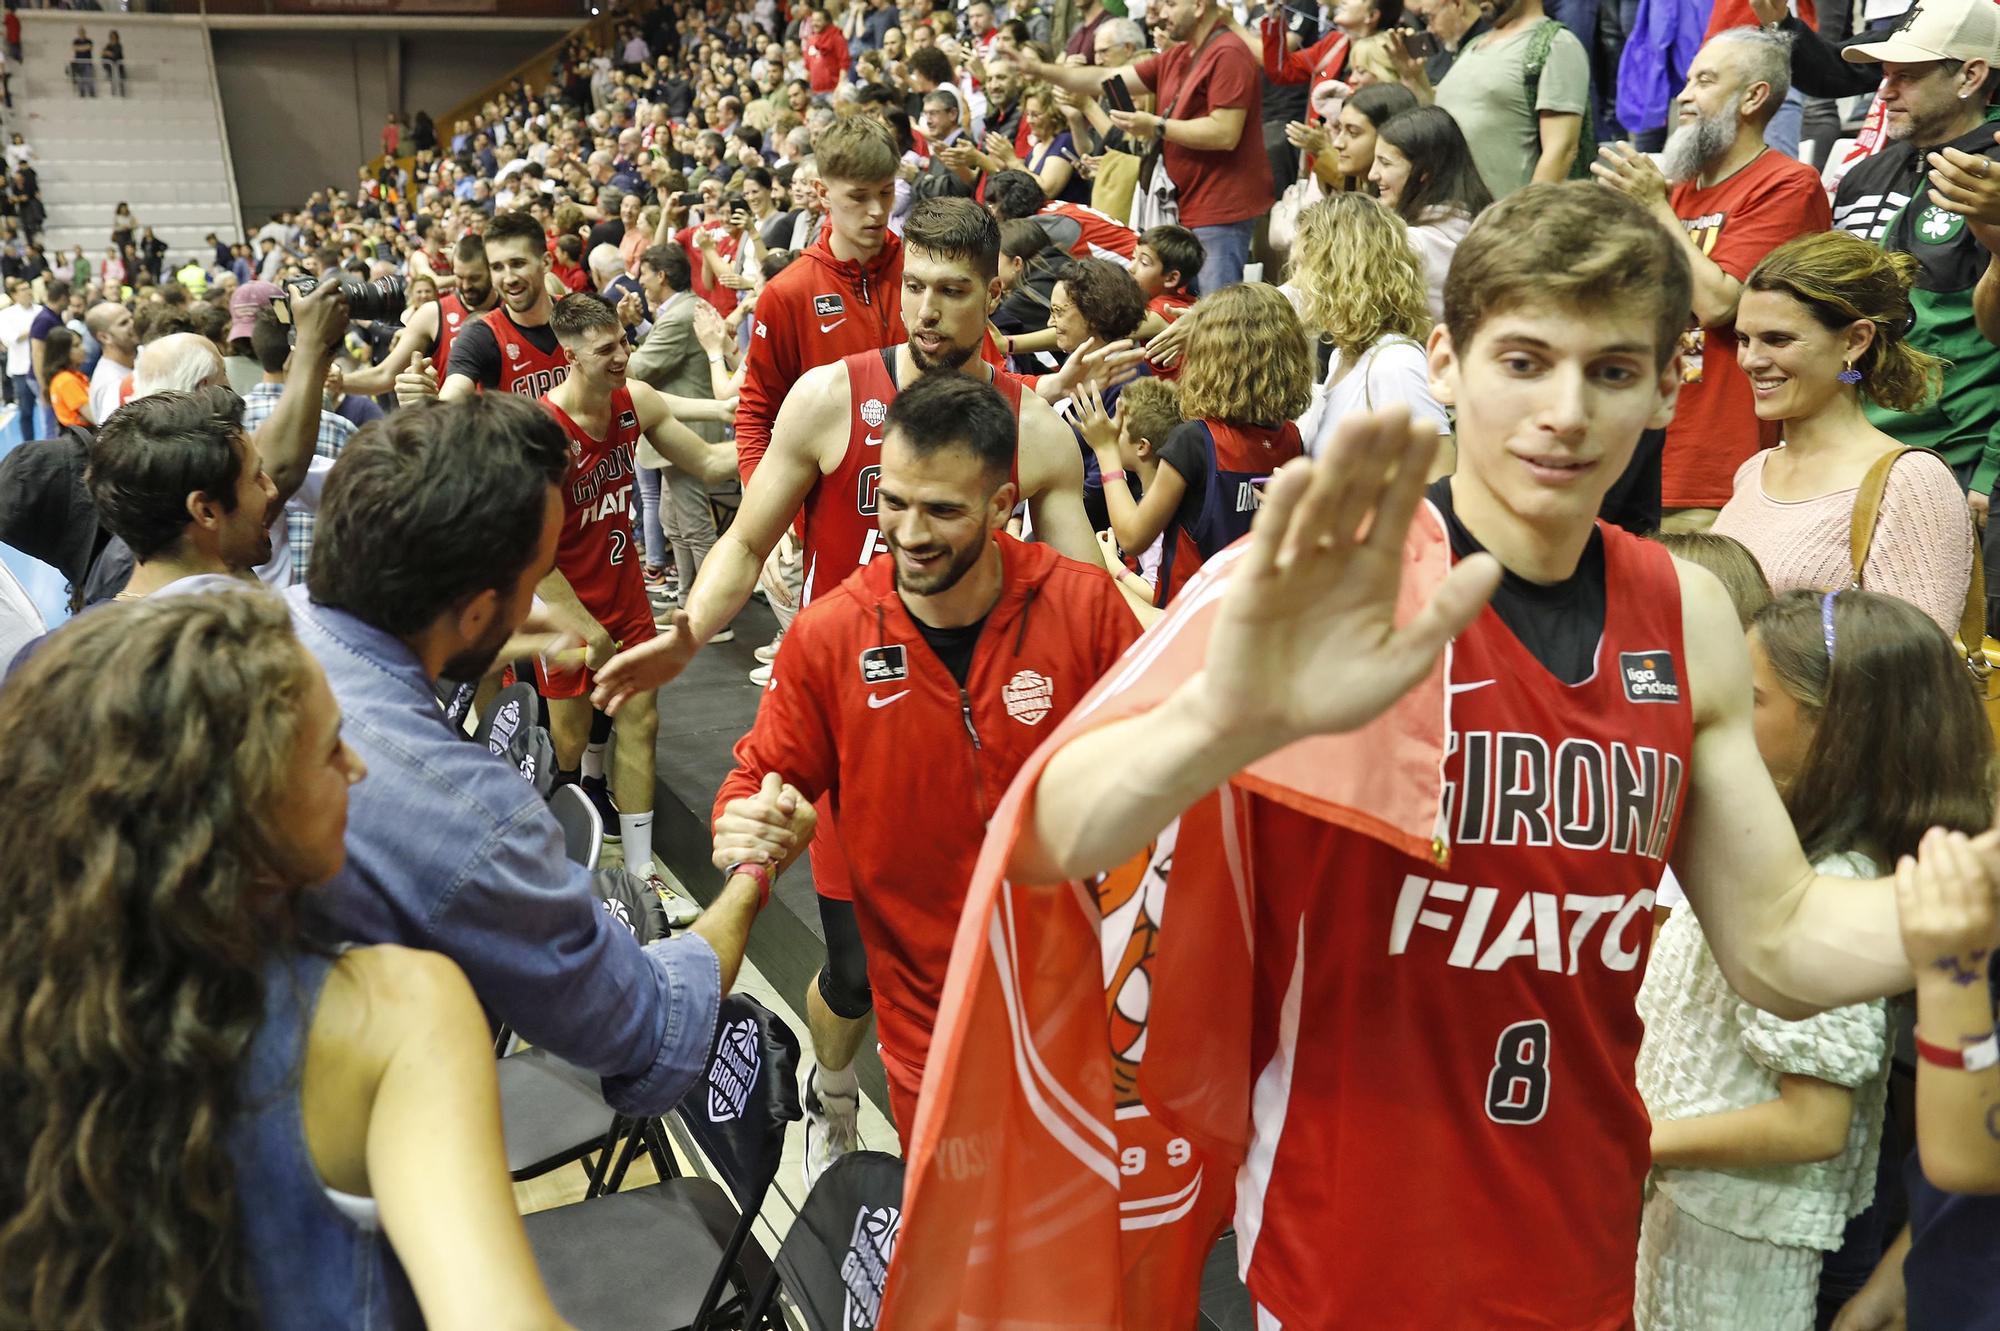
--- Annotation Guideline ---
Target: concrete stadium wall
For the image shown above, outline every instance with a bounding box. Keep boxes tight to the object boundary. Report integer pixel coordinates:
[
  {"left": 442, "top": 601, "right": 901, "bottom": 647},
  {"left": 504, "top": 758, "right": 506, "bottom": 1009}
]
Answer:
[{"left": 212, "top": 28, "right": 556, "bottom": 225}]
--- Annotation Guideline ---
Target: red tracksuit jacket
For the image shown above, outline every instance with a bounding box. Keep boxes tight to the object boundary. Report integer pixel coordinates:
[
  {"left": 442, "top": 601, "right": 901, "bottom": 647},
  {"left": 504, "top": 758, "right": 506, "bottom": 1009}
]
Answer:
[
  {"left": 733, "top": 230, "right": 904, "bottom": 484},
  {"left": 713, "top": 533, "right": 1140, "bottom": 1126}
]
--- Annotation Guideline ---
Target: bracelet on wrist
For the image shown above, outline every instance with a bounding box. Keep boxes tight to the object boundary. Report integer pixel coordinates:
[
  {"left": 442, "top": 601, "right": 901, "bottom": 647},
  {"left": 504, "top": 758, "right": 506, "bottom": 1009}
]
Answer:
[
  {"left": 1914, "top": 1026, "right": 2000, "bottom": 1072},
  {"left": 725, "top": 859, "right": 773, "bottom": 911},
  {"left": 1100, "top": 467, "right": 1128, "bottom": 483}
]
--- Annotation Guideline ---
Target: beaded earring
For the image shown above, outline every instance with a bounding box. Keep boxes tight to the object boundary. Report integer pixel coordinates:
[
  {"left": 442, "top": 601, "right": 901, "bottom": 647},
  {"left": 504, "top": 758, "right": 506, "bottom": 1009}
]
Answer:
[{"left": 1838, "top": 362, "right": 1862, "bottom": 385}]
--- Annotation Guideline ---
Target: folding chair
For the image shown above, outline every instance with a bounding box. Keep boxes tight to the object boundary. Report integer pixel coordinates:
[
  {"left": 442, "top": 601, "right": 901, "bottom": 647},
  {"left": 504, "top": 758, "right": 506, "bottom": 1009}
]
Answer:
[
  {"left": 495, "top": 865, "right": 669, "bottom": 1186},
  {"left": 740, "top": 1150, "right": 905, "bottom": 1331},
  {"left": 522, "top": 994, "right": 803, "bottom": 1331},
  {"left": 547, "top": 783, "right": 604, "bottom": 871}
]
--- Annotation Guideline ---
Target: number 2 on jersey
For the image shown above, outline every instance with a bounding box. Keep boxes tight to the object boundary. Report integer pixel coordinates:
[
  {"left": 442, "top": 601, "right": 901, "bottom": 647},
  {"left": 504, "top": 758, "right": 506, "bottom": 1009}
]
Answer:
[
  {"left": 608, "top": 528, "right": 628, "bottom": 566},
  {"left": 1484, "top": 1019, "right": 1550, "bottom": 1125}
]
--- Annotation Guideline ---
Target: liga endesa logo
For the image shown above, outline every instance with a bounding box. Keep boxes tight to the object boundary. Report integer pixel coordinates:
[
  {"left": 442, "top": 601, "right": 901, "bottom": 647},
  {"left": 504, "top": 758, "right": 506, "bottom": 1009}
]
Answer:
[{"left": 1619, "top": 651, "right": 1680, "bottom": 704}]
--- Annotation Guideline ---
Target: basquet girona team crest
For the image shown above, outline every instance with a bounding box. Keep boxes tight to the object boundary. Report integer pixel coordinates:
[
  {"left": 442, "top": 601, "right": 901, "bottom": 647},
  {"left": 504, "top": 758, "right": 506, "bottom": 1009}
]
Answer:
[
  {"left": 706, "top": 1017, "right": 761, "bottom": 1122},
  {"left": 859, "top": 397, "right": 887, "bottom": 429},
  {"left": 840, "top": 1203, "right": 901, "bottom": 1330},
  {"left": 1002, "top": 669, "right": 1053, "bottom": 726}
]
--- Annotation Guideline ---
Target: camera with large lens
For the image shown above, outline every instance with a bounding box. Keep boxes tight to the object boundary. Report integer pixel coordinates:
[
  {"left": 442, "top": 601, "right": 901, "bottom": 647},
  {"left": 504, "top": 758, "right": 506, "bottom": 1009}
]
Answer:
[{"left": 274, "top": 274, "right": 408, "bottom": 328}]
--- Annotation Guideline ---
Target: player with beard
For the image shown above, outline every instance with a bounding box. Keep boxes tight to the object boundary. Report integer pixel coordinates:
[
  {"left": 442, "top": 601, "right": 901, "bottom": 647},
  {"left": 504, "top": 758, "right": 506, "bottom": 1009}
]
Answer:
[
  {"left": 538, "top": 293, "right": 740, "bottom": 925},
  {"left": 708, "top": 372, "right": 1139, "bottom": 1164},
  {"left": 594, "top": 198, "right": 1109, "bottom": 1182},
  {"left": 389, "top": 210, "right": 567, "bottom": 402},
  {"left": 294, "top": 391, "right": 803, "bottom": 1121},
  {"left": 1592, "top": 27, "right": 1828, "bottom": 530},
  {"left": 343, "top": 233, "right": 498, "bottom": 398}
]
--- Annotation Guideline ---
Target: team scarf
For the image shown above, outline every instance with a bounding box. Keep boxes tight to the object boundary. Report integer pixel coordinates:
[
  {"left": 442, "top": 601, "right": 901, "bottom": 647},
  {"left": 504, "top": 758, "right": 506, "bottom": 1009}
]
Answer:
[{"left": 879, "top": 504, "right": 1458, "bottom": 1328}]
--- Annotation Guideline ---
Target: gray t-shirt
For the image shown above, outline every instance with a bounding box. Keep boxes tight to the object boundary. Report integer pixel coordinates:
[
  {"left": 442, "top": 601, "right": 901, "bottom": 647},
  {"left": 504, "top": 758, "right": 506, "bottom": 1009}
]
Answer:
[{"left": 1435, "top": 21, "right": 1588, "bottom": 199}]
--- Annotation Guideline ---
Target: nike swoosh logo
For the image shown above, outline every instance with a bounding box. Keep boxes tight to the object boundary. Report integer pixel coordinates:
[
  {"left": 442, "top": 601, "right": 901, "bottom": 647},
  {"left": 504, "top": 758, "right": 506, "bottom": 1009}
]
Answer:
[
  {"left": 1447, "top": 679, "right": 1496, "bottom": 695},
  {"left": 864, "top": 434, "right": 883, "bottom": 447},
  {"left": 820, "top": 318, "right": 847, "bottom": 333},
  {"left": 866, "top": 689, "right": 910, "bottom": 708}
]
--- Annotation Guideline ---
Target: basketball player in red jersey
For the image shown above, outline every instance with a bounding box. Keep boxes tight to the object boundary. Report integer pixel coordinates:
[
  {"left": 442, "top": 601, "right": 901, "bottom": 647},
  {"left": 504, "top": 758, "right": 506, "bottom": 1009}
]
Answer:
[
  {"left": 538, "top": 293, "right": 739, "bottom": 916},
  {"left": 998, "top": 182, "right": 1988, "bottom": 1327},
  {"left": 594, "top": 197, "right": 1109, "bottom": 1181},
  {"left": 341, "top": 232, "right": 496, "bottom": 398},
  {"left": 710, "top": 373, "right": 1139, "bottom": 1152},
  {"left": 733, "top": 116, "right": 905, "bottom": 483}
]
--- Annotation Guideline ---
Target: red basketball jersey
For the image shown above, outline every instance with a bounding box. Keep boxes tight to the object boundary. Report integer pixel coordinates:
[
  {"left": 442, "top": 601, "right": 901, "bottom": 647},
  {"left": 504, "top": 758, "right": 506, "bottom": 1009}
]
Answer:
[
  {"left": 798, "top": 349, "right": 1025, "bottom": 610},
  {"left": 543, "top": 386, "right": 649, "bottom": 632},
  {"left": 1229, "top": 520, "right": 1691, "bottom": 1328},
  {"left": 432, "top": 291, "right": 470, "bottom": 377},
  {"left": 483, "top": 306, "right": 569, "bottom": 398}
]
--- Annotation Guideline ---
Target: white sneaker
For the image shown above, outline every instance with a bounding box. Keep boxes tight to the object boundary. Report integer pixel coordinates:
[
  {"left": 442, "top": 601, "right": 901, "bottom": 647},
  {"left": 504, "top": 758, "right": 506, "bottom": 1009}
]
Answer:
[
  {"left": 754, "top": 636, "right": 782, "bottom": 664},
  {"left": 709, "top": 626, "right": 736, "bottom": 644},
  {"left": 802, "top": 1064, "right": 861, "bottom": 1191},
  {"left": 749, "top": 661, "right": 773, "bottom": 686},
  {"left": 645, "top": 872, "right": 702, "bottom": 928}
]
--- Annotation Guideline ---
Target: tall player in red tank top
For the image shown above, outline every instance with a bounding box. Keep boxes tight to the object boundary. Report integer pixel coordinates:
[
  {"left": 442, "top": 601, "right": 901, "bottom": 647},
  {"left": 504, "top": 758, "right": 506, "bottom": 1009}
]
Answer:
[
  {"left": 995, "top": 183, "right": 1976, "bottom": 1326},
  {"left": 594, "top": 198, "right": 1117, "bottom": 1184},
  {"left": 537, "top": 293, "right": 739, "bottom": 905}
]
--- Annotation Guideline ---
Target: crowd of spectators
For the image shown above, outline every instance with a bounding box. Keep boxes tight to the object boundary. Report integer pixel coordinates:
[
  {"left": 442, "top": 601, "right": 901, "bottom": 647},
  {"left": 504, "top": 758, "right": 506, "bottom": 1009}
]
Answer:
[{"left": 6, "top": 0, "right": 2000, "bottom": 1324}]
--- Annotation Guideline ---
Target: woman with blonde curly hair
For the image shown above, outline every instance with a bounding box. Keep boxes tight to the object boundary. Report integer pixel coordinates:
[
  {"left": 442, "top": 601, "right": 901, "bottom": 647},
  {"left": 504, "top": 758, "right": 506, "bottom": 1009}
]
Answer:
[
  {"left": 1287, "top": 193, "right": 1449, "bottom": 458},
  {"left": 1092, "top": 282, "right": 1312, "bottom": 606},
  {"left": 0, "top": 592, "right": 570, "bottom": 1331},
  {"left": 1713, "top": 231, "right": 1972, "bottom": 638}
]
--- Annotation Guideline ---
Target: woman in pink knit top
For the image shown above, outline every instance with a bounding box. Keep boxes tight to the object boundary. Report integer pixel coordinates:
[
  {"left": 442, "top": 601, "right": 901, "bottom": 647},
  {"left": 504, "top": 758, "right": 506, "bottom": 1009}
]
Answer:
[{"left": 1713, "top": 233, "right": 1972, "bottom": 638}]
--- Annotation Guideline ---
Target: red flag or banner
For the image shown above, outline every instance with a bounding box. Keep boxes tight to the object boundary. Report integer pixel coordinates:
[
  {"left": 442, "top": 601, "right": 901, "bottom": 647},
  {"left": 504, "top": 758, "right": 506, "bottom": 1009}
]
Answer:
[{"left": 881, "top": 508, "right": 1456, "bottom": 1329}]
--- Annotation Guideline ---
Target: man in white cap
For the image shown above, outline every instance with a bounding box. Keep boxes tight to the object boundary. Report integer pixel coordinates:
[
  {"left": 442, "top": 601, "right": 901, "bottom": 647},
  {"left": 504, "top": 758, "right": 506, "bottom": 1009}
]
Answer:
[{"left": 1810, "top": 0, "right": 2000, "bottom": 520}]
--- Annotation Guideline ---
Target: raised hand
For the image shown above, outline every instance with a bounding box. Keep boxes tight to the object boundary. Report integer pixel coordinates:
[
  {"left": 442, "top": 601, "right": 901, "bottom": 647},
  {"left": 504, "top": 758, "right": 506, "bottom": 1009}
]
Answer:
[
  {"left": 1194, "top": 406, "right": 1501, "bottom": 746},
  {"left": 1898, "top": 827, "right": 2000, "bottom": 986},
  {"left": 395, "top": 352, "right": 439, "bottom": 405}
]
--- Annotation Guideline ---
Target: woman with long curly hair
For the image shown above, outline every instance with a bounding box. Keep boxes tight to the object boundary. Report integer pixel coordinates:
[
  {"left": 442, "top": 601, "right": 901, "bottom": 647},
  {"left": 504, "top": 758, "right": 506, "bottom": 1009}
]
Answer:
[
  {"left": 1713, "top": 230, "right": 1972, "bottom": 639},
  {"left": 1089, "top": 282, "right": 1312, "bottom": 607},
  {"left": 0, "top": 592, "right": 571, "bottom": 1331},
  {"left": 1287, "top": 193, "right": 1449, "bottom": 458}
]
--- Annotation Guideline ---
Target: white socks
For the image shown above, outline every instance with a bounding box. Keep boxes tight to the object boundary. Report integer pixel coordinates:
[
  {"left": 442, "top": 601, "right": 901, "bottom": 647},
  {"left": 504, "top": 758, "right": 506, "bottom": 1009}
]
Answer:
[
  {"left": 618, "top": 809, "right": 655, "bottom": 877},
  {"left": 815, "top": 1061, "right": 859, "bottom": 1096},
  {"left": 582, "top": 738, "right": 607, "bottom": 782}
]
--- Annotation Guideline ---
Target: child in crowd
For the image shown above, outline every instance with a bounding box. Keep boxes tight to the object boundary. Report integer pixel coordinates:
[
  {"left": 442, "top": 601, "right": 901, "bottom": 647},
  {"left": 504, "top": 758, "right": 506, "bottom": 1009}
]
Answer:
[
  {"left": 1132, "top": 224, "right": 1202, "bottom": 323},
  {"left": 1076, "top": 282, "right": 1310, "bottom": 607},
  {"left": 1079, "top": 374, "right": 1183, "bottom": 612},
  {"left": 1634, "top": 587, "right": 1995, "bottom": 1330}
]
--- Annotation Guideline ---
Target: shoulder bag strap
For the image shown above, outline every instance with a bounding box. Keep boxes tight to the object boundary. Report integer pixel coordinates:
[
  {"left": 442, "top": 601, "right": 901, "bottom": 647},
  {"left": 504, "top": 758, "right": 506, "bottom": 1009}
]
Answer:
[
  {"left": 1849, "top": 445, "right": 1986, "bottom": 655},
  {"left": 1847, "top": 446, "right": 1906, "bottom": 589}
]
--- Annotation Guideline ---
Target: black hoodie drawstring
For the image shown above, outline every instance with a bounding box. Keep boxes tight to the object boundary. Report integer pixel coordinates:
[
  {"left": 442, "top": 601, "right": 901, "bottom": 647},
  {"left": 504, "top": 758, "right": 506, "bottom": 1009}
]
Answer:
[{"left": 1013, "top": 584, "right": 1040, "bottom": 655}]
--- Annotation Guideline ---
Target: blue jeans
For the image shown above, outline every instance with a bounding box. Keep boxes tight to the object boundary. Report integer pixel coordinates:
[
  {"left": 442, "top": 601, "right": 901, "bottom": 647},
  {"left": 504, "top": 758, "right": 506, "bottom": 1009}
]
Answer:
[
  {"left": 1193, "top": 219, "right": 1255, "bottom": 296},
  {"left": 10, "top": 374, "right": 37, "bottom": 438},
  {"left": 635, "top": 464, "right": 666, "bottom": 570},
  {"left": 1767, "top": 87, "right": 1805, "bottom": 160}
]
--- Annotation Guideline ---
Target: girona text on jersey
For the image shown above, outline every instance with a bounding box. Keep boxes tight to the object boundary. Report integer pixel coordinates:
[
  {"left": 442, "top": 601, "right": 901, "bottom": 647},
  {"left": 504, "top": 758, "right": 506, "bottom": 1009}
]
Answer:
[{"left": 1387, "top": 732, "right": 1684, "bottom": 974}]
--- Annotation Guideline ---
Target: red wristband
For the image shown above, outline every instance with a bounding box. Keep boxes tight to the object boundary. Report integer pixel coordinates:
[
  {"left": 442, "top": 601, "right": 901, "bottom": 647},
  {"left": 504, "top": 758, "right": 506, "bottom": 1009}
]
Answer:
[
  {"left": 725, "top": 860, "right": 773, "bottom": 911},
  {"left": 1914, "top": 1029, "right": 2000, "bottom": 1072},
  {"left": 1100, "top": 468, "right": 1128, "bottom": 483}
]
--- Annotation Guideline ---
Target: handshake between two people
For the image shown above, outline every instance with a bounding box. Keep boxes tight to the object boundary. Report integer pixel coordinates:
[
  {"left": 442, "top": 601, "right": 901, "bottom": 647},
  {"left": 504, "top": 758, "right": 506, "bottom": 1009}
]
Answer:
[{"left": 712, "top": 771, "right": 817, "bottom": 881}]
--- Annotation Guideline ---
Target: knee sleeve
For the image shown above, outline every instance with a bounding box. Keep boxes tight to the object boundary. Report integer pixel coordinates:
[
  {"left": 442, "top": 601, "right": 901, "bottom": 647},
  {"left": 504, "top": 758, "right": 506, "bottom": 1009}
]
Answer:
[{"left": 816, "top": 894, "right": 873, "bottom": 1019}]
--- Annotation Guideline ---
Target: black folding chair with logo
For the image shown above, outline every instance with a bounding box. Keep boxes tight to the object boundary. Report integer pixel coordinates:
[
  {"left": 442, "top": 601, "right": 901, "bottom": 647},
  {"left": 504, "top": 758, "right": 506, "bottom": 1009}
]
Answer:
[
  {"left": 522, "top": 993, "right": 803, "bottom": 1330},
  {"left": 740, "top": 1150, "right": 905, "bottom": 1331}
]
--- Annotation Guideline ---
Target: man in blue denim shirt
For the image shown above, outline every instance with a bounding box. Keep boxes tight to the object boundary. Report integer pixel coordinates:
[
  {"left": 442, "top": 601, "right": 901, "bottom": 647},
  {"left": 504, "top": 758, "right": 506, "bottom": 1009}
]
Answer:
[{"left": 290, "top": 392, "right": 806, "bottom": 1115}]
